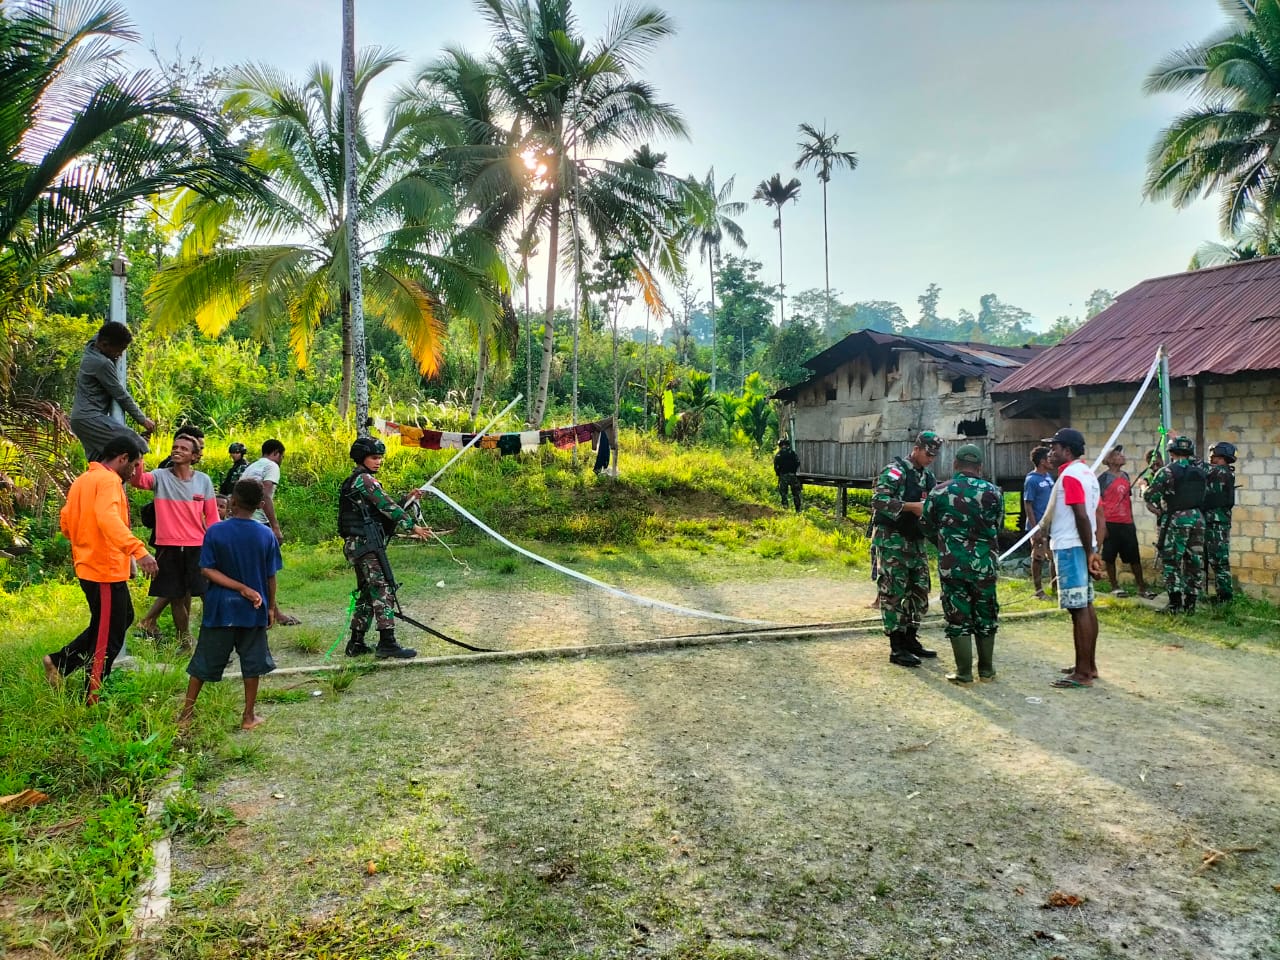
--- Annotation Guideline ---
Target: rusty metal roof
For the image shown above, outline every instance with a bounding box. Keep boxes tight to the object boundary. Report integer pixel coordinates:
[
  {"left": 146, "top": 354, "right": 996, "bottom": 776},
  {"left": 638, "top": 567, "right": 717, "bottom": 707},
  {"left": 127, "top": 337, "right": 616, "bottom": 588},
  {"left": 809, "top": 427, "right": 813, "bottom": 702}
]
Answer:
[
  {"left": 994, "top": 256, "right": 1280, "bottom": 395},
  {"left": 773, "top": 329, "right": 1044, "bottom": 401}
]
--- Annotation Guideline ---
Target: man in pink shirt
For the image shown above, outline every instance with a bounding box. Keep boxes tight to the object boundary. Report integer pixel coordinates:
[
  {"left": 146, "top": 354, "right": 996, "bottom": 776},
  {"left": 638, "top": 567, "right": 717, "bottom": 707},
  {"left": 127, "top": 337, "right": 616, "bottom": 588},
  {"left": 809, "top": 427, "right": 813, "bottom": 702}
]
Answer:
[
  {"left": 130, "top": 434, "right": 219, "bottom": 646},
  {"left": 1043, "top": 428, "right": 1104, "bottom": 689}
]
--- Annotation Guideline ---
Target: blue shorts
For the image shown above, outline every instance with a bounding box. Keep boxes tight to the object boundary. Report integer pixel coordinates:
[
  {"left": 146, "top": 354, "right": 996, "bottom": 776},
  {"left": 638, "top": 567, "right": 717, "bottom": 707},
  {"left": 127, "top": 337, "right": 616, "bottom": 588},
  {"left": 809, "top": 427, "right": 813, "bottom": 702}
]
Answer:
[
  {"left": 187, "top": 626, "right": 275, "bottom": 681},
  {"left": 1054, "top": 547, "right": 1095, "bottom": 610}
]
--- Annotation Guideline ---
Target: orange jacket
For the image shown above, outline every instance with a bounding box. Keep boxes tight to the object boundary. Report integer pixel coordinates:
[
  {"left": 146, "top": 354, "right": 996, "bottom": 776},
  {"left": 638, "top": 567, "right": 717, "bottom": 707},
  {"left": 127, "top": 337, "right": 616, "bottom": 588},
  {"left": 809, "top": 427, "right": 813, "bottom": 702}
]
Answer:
[{"left": 60, "top": 462, "right": 149, "bottom": 582}]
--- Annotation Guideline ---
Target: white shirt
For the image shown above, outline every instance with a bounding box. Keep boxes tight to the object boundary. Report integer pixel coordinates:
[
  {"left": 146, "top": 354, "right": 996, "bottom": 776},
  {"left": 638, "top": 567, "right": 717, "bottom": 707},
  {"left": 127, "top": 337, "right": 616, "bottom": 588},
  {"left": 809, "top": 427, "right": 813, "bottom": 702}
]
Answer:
[
  {"left": 1049, "top": 459, "right": 1099, "bottom": 551},
  {"left": 240, "top": 457, "right": 281, "bottom": 525}
]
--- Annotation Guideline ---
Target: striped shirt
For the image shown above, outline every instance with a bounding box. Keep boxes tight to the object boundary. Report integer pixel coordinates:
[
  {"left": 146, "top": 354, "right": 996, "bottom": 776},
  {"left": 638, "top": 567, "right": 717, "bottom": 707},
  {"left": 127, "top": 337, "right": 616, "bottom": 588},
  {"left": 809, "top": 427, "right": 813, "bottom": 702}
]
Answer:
[{"left": 131, "top": 465, "right": 219, "bottom": 546}]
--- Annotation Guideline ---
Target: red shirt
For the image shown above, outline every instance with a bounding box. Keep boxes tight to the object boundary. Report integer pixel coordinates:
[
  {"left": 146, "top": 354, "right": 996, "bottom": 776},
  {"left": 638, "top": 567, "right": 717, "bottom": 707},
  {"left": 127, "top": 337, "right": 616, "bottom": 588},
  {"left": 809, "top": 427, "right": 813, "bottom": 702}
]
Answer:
[{"left": 1098, "top": 470, "right": 1133, "bottom": 525}]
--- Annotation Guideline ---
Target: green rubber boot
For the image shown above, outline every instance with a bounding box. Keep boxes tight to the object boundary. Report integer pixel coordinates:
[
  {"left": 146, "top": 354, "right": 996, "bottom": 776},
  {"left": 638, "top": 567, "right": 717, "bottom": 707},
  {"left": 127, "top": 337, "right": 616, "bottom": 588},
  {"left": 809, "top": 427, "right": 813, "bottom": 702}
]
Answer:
[
  {"left": 976, "top": 633, "right": 996, "bottom": 680},
  {"left": 946, "top": 635, "right": 974, "bottom": 684}
]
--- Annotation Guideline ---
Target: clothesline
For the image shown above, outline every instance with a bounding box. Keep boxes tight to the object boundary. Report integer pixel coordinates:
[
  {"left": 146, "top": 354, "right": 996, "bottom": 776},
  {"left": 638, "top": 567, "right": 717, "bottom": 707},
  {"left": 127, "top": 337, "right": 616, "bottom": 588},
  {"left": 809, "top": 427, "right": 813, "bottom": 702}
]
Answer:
[{"left": 374, "top": 415, "right": 616, "bottom": 454}]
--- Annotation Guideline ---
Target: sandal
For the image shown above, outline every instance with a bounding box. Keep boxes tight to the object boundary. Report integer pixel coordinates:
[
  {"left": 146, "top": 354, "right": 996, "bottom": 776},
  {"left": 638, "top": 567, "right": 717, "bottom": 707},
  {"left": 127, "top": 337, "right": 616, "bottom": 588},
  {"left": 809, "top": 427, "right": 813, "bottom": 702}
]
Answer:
[
  {"left": 275, "top": 613, "right": 301, "bottom": 626},
  {"left": 1051, "top": 676, "right": 1092, "bottom": 689},
  {"left": 1138, "top": 590, "right": 1158, "bottom": 600},
  {"left": 1034, "top": 590, "right": 1049, "bottom": 601},
  {"left": 1111, "top": 589, "right": 1130, "bottom": 598}
]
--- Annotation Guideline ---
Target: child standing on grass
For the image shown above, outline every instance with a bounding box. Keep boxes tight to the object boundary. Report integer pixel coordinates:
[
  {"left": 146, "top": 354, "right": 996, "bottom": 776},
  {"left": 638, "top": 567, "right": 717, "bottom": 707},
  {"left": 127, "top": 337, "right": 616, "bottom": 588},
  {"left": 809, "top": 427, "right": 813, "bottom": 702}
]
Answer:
[{"left": 179, "top": 479, "right": 282, "bottom": 731}]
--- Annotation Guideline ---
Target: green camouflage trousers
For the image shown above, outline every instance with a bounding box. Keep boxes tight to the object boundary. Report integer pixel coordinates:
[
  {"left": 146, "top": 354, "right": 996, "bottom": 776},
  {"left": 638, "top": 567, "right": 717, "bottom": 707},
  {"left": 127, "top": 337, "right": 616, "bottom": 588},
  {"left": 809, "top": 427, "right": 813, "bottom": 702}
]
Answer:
[
  {"left": 939, "top": 575, "right": 999, "bottom": 641},
  {"left": 1204, "top": 520, "right": 1233, "bottom": 597},
  {"left": 877, "top": 534, "right": 930, "bottom": 635},
  {"left": 1159, "top": 511, "right": 1204, "bottom": 598},
  {"left": 344, "top": 538, "right": 397, "bottom": 632}
]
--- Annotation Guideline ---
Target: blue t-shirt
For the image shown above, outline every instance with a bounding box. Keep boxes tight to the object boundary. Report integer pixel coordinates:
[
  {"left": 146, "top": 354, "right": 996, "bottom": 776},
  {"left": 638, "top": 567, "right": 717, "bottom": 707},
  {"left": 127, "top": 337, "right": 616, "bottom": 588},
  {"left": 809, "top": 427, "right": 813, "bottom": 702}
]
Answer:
[
  {"left": 1023, "top": 469, "right": 1054, "bottom": 522},
  {"left": 199, "top": 517, "right": 283, "bottom": 628}
]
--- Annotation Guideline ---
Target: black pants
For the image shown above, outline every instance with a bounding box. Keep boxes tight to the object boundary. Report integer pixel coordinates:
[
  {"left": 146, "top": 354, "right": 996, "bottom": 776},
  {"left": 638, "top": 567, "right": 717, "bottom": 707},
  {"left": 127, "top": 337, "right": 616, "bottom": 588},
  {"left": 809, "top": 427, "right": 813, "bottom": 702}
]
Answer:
[{"left": 47, "top": 579, "right": 134, "bottom": 692}]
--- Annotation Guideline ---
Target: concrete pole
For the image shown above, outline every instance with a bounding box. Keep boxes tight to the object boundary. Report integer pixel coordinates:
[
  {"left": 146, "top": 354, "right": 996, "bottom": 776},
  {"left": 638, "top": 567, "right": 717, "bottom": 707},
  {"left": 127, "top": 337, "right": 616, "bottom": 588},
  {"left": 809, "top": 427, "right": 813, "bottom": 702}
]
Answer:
[
  {"left": 109, "top": 253, "right": 129, "bottom": 424},
  {"left": 342, "top": 0, "right": 370, "bottom": 436}
]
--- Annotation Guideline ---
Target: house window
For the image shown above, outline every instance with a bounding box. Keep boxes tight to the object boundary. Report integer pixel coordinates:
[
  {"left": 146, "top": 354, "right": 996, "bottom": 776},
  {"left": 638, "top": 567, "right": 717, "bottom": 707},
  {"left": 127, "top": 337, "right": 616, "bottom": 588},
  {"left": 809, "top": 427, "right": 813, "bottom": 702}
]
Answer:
[
  {"left": 825, "top": 385, "right": 838, "bottom": 402},
  {"left": 951, "top": 377, "right": 967, "bottom": 393},
  {"left": 957, "top": 418, "right": 988, "bottom": 437}
]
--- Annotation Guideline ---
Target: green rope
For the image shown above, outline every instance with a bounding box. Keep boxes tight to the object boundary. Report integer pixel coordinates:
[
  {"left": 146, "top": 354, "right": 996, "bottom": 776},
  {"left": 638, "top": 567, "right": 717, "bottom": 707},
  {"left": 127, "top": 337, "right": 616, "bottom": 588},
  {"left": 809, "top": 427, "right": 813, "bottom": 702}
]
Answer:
[{"left": 324, "top": 590, "right": 359, "bottom": 661}]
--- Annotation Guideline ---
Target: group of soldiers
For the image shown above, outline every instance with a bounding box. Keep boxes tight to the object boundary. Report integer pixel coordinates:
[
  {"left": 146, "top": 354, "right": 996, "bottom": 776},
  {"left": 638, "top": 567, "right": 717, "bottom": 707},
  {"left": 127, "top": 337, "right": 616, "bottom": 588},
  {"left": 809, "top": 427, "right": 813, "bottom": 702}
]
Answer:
[
  {"left": 1141, "top": 436, "right": 1238, "bottom": 613},
  {"left": 869, "top": 431, "right": 1002, "bottom": 683},
  {"left": 860, "top": 428, "right": 1240, "bottom": 684}
]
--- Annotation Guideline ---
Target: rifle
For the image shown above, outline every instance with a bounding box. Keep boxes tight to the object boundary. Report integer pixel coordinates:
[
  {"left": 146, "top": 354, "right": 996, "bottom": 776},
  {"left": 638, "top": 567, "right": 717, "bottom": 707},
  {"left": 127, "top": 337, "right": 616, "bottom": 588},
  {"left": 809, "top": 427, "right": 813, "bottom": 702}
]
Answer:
[{"left": 353, "top": 504, "right": 494, "bottom": 653}]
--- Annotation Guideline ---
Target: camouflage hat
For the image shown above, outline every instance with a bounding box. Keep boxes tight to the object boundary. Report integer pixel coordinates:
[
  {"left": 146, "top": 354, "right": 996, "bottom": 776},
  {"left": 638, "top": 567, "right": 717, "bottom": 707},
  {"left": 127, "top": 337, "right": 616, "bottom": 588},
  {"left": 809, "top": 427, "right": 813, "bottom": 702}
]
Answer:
[
  {"left": 1168, "top": 435, "right": 1195, "bottom": 456},
  {"left": 955, "top": 443, "right": 983, "bottom": 465},
  {"left": 914, "top": 430, "right": 943, "bottom": 454}
]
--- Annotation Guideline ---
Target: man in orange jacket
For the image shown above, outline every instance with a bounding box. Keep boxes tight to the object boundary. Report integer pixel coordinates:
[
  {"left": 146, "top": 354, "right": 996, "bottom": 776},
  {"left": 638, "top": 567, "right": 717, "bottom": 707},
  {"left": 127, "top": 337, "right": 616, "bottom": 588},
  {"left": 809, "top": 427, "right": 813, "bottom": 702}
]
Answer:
[{"left": 43, "top": 436, "right": 159, "bottom": 696}]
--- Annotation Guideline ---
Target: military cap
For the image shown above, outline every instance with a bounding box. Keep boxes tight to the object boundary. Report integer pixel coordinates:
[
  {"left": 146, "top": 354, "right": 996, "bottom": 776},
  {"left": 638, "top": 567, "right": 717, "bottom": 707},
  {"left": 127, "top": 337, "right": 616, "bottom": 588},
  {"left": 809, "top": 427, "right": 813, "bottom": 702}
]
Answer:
[
  {"left": 228, "top": 441, "right": 247, "bottom": 454},
  {"left": 1210, "top": 441, "right": 1237, "bottom": 462},
  {"left": 955, "top": 443, "right": 984, "bottom": 465},
  {"left": 914, "top": 430, "right": 943, "bottom": 454},
  {"left": 350, "top": 436, "right": 387, "bottom": 462},
  {"left": 1168, "top": 435, "right": 1195, "bottom": 455},
  {"left": 777, "top": 437, "right": 791, "bottom": 447}
]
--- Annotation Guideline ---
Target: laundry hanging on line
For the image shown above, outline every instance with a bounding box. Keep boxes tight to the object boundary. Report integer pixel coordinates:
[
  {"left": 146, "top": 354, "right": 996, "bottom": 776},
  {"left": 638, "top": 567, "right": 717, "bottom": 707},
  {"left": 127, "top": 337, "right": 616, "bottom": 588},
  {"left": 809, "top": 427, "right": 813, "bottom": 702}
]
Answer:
[{"left": 374, "top": 415, "right": 617, "bottom": 456}]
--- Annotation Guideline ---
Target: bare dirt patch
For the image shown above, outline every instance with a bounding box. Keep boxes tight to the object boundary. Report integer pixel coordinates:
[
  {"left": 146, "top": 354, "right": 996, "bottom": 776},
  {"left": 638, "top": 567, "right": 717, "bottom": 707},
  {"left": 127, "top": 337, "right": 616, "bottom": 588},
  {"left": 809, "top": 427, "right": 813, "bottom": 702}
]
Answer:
[{"left": 151, "top": 578, "right": 1280, "bottom": 960}]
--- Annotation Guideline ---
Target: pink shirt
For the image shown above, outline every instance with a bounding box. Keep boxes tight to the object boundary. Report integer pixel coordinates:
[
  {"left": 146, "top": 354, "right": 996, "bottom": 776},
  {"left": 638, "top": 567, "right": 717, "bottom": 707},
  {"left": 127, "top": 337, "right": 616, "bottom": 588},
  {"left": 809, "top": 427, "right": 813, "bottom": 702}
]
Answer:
[{"left": 131, "top": 465, "right": 219, "bottom": 546}]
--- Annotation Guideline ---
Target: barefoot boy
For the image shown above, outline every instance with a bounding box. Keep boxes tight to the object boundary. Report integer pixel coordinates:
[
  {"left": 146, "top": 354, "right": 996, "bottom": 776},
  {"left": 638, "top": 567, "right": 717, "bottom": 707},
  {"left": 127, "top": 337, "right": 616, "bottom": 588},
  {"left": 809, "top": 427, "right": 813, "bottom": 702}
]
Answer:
[{"left": 179, "top": 479, "right": 282, "bottom": 730}]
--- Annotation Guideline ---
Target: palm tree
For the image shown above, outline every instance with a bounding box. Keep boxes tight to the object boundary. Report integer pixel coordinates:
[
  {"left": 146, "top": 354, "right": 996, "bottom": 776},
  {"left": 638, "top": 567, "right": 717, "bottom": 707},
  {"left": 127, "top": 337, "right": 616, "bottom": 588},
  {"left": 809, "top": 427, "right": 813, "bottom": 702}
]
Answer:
[
  {"left": 476, "top": 0, "right": 688, "bottom": 426},
  {"left": 752, "top": 174, "right": 801, "bottom": 326},
  {"left": 795, "top": 122, "right": 858, "bottom": 329},
  {"left": 1145, "top": 0, "right": 1280, "bottom": 247},
  {"left": 684, "top": 168, "right": 745, "bottom": 392},
  {"left": 147, "top": 53, "right": 503, "bottom": 416},
  {"left": 0, "top": 0, "right": 256, "bottom": 538}
]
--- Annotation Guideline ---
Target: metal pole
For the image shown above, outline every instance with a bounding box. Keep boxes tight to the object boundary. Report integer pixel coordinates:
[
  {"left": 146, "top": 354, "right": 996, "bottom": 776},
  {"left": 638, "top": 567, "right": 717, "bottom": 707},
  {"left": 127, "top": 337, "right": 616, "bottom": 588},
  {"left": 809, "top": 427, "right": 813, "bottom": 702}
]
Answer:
[
  {"left": 342, "top": 0, "right": 369, "bottom": 436},
  {"left": 109, "top": 253, "right": 129, "bottom": 425}
]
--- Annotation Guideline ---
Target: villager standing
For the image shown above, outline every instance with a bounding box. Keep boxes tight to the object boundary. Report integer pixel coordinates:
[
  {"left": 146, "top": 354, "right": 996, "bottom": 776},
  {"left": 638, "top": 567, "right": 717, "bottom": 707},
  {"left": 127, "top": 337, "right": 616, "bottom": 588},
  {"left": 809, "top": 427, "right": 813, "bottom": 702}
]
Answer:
[
  {"left": 42, "top": 436, "right": 159, "bottom": 695},
  {"left": 1023, "top": 445, "right": 1055, "bottom": 600},
  {"left": 68, "top": 321, "right": 156, "bottom": 461},
  {"left": 1098, "top": 446, "right": 1154, "bottom": 599},
  {"left": 871, "top": 430, "right": 942, "bottom": 667},
  {"left": 1143, "top": 436, "right": 1207, "bottom": 614},
  {"left": 923, "top": 444, "right": 1002, "bottom": 683},
  {"left": 773, "top": 437, "right": 802, "bottom": 512},
  {"left": 1043, "top": 428, "right": 1103, "bottom": 689},
  {"left": 240, "top": 439, "right": 299, "bottom": 625},
  {"left": 339, "top": 437, "right": 433, "bottom": 659},
  {"left": 129, "top": 434, "right": 220, "bottom": 646},
  {"left": 1203, "top": 442, "right": 1237, "bottom": 604}
]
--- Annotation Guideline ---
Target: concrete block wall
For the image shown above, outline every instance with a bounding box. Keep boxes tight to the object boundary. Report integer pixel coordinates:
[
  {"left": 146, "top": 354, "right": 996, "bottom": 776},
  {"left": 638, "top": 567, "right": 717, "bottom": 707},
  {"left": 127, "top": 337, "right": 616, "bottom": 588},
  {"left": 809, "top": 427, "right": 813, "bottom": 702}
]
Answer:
[{"left": 1069, "top": 375, "right": 1280, "bottom": 598}]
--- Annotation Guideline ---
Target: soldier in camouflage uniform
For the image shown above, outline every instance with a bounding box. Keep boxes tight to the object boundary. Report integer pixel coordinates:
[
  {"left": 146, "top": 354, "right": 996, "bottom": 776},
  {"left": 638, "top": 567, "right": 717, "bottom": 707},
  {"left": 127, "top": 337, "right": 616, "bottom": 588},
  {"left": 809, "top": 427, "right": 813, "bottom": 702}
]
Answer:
[
  {"left": 339, "top": 437, "right": 433, "bottom": 658},
  {"left": 1203, "top": 441, "right": 1237, "bottom": 604},
  {"left": 872, "top": 430, "right": 943, "bottom": 667},
  {"left": 923, "top": 444, "right": 1003, "bottom": 683},
  {"left": 1142, "top": 435, "right": 1206, "bottom": 614}
]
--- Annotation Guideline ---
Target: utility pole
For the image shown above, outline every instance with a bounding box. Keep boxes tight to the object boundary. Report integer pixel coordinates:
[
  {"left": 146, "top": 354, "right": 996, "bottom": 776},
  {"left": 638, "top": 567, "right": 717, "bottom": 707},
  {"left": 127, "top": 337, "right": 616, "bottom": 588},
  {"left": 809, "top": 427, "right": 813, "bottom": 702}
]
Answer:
[
  {"left": 108, "top": 253, "right": 129, "bottom": 425},
  {"left": 342, "top": 0, "right": 369, "bottom": 436}
]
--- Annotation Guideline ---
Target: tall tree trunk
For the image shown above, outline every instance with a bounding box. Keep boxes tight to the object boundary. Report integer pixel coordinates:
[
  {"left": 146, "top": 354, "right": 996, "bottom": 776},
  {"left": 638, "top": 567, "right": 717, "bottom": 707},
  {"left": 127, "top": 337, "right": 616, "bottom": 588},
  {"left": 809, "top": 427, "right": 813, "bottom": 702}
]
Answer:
[
  {"left": 339, "top": 287, "right": 352, "bottom": 418},
  {"left": 523, "top": 253, "right": 532, "bottom": 424},
  {"left": 708, "top": 249, "right": 718, "bottom": 393},
  {"left": 821, "top": 177, "right": 830, "bottom": 331},
  {"left": 341, "top": 0, "right": 369, "bottom": 434},
  {"left": 469, "top": 333, "right": 488, "bottom": 419},
  {"left": 611, "top": 295, "right": 621, "bottom": 428},
  {"left": 776, "top": 212, "right": 786, "bottom": 327},
  {"left": 531, "top": 194, "right": 560, "bottom": 427}
]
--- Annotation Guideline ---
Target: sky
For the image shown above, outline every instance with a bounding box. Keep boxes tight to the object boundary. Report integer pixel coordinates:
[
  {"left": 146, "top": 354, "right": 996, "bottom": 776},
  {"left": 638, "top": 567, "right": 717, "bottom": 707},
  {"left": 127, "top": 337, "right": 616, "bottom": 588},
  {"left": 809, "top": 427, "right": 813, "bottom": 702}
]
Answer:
[{"left": 120, "top": 0, "right": 1229, "bottom": 332}]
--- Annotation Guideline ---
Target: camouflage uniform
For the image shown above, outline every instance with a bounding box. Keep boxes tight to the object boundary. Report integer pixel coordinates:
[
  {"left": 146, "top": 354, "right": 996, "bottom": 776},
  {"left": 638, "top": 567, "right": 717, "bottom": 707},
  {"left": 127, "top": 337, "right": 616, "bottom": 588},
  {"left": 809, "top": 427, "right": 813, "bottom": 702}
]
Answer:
[
  {"left": 1203, "top": 461, "right": 1235, "bottom": 600},
  {"left": 923, "top": 472, "right": 1003, "bottom": 642},
  {"left": 1143, "top": 455, "right": 1206, "bottom": 610},
  {"left": 872, "top": 456, "right": 935, "bottom": 637},
  {"left": 343, "top": 471, "right": 417, "bottom": 633}
]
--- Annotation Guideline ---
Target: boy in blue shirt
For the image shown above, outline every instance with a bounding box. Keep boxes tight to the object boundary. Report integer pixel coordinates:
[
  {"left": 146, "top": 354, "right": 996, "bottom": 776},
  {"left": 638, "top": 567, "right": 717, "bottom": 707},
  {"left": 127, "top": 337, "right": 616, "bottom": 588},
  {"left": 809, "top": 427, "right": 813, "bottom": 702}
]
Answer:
[
  {"left": 1023, "top": 445, "right": 1056, "bottom": 600},
  {"left": 179, "top": 479, "right": 283, "bottom": 730}
]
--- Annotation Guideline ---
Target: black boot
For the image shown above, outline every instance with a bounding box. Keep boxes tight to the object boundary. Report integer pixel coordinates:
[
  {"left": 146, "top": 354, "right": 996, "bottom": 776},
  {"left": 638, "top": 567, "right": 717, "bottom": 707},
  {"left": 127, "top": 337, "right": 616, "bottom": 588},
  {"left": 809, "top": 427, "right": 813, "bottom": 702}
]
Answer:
[
  {"left": 345, "top": 629, "right": 373, "bottom": 657},
  {"left": 1209, "top": 592, "right": 1233, "bottom": 605},
  {"left": 375, "top": 627, "right": 416, "bottom": 659},
  {"left": 975, "top": 633, "right": 997, "bottom": 680},
  {"left": 1183, "top": 593, "right": 1197, "bottom": 615},
  {"left": 904, "top": 626, "right": 937, "bottom": 659},
  {"left": 1160, "top": 592, "right": 1183, "bottom": 615},
  {"left": 889, "top": 631, "right": 921, "bottom": 668}
]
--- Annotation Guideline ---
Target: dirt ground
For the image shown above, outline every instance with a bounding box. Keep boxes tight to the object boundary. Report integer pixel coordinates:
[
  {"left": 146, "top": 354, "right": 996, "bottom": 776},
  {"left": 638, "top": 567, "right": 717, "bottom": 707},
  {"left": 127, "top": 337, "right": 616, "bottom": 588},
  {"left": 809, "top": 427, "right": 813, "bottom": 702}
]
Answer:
[{"left": 149, "top": 574, "right": 1280, "bottom": 960}]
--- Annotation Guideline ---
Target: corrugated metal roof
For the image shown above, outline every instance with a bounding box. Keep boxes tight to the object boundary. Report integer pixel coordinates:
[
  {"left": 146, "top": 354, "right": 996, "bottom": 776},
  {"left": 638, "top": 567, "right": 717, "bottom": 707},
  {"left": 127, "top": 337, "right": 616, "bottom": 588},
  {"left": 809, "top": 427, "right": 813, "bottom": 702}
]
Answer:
[
  {"left": 773, "top": 329, "right": 1043, "bottom": 401},
  {"left": 994, "top": 256, "right": 1280, "bottom": 395}
]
